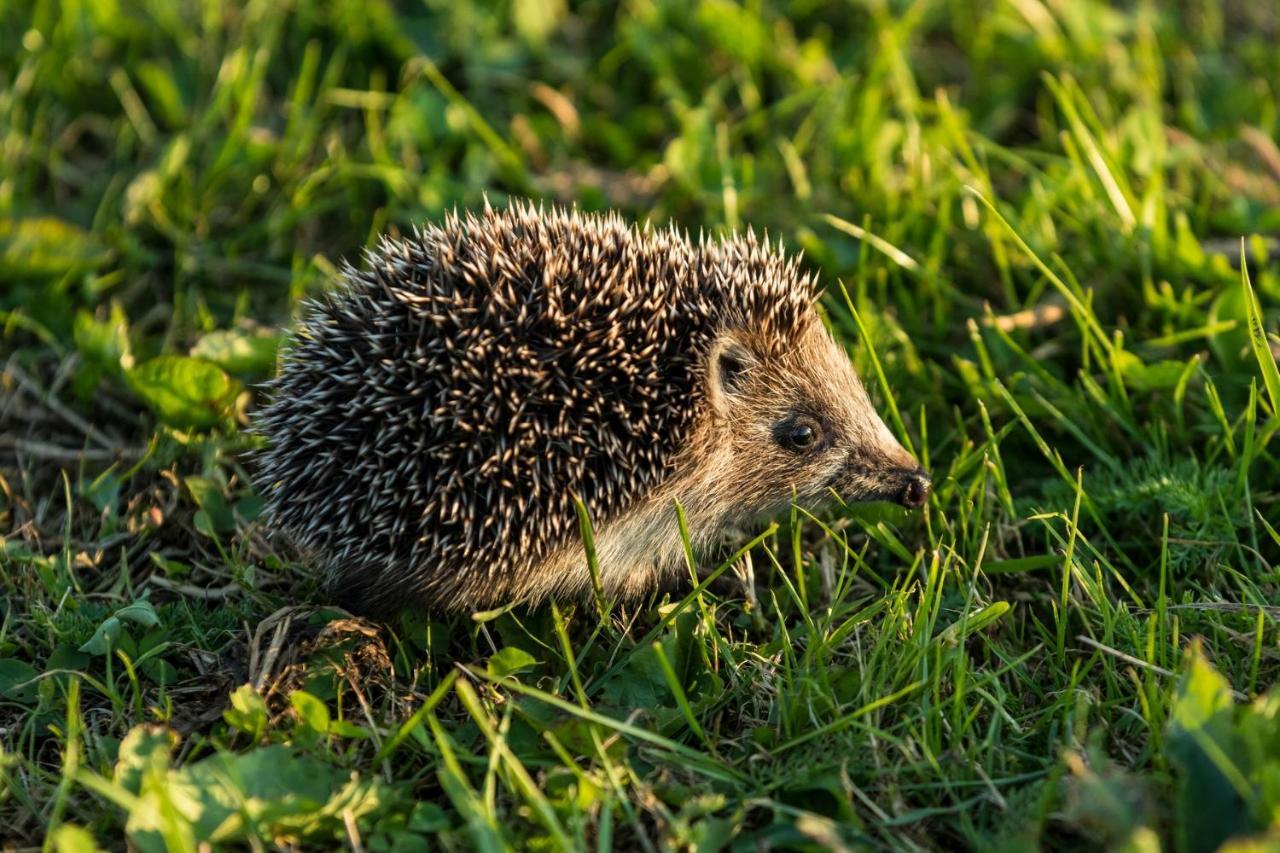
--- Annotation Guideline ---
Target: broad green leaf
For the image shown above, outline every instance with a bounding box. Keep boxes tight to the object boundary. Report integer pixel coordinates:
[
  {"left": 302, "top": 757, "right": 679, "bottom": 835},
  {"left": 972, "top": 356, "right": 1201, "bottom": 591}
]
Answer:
[
  {"left": 184, "top": 476, "right": 235, "bottom": 536},
  {"left": 79, "top": 617, "right": 124, "bottom": 655},
  {"left": 697, "top": 0, "right": 771, "bottom": 65},
  {"left": 234, "top": 494, "right": 265, "bottom": 523},
  {"left": 1167, "top": 649, "right": 1258, "bottom": 853},
  {"left": 48, "top": 824, "right": 105, "bottom": 853},
  {"left": 80, "top": 601, "right": 160, "bottom": 655},
  {"left": 127, "top": 356, "right": 239, "bottom": 429},
  {"left": 46, "top": 644, "right": 91, "bottom": 673},
  {"left": 0, "top": 216, "right": 107, "bottom": 278},
  {"left": 1116, "top": 353, "right": 1190, "bottom": 392},
  {"left": 172, "top": 746, "right": 388, "bottom": 842},
  {"left": 113, "top": 725, "right": 178, "bottom": 794},
  {"left": 487, "top": 646, "right": 538, "bottom": 679},
  {"left": 224, "top": 684, "right": 269, "bottom": 741},
  {"left": 1172, "top": 652, "right": 1236, "bottom": 730},
  {"left": 774, "top": 769, "right": 864, "bottom": 827},
  {"left": 598, "top": 641, "right": 669, "bottom": 707},
  {"left": 328, "top": 719, "right": 373, "bottom": 739},
  {"left": 189, "top": 328, "right": 280, "bottom": 375},
  {"left": 408, "top": 802, "right": 451, "bottom": 833},
  {"left": 513, "top": 0, "right": 566, "bottom": 45},
  {"left": 115, "top": 600, "right": 160, "bottom": 628},
  {"left": 290, "top": 690, "right": 331, "bottom": 738},
  {"left": 108, "top": 726, "right": 393, "bottom": 850},
  {"left": 1209, "top": 282, "right": 1252, "bottom": 371},
  {"left": 0, "top": 658, "right": 38, "bottom": 704}
]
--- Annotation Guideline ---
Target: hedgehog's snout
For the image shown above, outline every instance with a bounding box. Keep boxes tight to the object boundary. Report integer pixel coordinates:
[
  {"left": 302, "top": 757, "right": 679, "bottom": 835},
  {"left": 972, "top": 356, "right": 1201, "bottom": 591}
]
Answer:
[
  {"left": 899, "top": 467, "right": 931, "bottom": 509},
  {"left": 829, "top": 455, "right": 931, "bottom": 509}
]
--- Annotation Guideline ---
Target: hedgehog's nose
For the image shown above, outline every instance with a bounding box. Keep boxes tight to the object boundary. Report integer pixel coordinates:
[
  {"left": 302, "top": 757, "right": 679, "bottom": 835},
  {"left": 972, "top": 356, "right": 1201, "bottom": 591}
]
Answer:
[{"left": 899, "top": 468, "right": 931, "bottom": 509}]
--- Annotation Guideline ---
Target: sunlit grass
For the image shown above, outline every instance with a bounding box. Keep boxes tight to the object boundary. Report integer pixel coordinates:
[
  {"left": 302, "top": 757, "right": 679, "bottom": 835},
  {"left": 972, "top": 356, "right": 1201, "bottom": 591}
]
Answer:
[{"left": 2, "top": 0, "right": 1280, "bottom": 849}]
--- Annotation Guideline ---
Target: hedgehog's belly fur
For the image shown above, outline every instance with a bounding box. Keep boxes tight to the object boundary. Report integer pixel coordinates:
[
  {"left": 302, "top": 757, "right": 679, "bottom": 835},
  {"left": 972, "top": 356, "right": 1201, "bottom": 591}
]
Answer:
[
  {"left": 533, "top": 501, "right": 686, "bottom": 603},
  {"left": 439, "top": 442, "right": 732, "bottom": 609},
  {"left": 531, "top": 439, "right": 759, "bottom": 604},
  {"left": 536, "top": 494, "right": 705, "bottom": 603}
]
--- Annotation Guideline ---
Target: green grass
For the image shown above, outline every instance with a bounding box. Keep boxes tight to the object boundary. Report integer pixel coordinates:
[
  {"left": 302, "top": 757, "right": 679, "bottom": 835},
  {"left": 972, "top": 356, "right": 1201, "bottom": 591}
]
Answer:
[{"left": 3, "top": 0, "right": 1280, "bottom": 849}]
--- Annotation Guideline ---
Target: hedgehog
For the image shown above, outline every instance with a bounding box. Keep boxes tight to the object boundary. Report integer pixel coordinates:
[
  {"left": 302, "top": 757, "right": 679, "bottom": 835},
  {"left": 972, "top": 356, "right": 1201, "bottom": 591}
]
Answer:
[{"left": 252, "top": 201, "right": 929, "bottom": 615}]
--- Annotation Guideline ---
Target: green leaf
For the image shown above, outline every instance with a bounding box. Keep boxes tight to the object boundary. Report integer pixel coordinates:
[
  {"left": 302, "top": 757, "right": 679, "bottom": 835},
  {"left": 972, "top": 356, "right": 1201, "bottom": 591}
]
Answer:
[
  {"left": 408, "top": 801, "right": 451, "bottom": 833},
  {"left": 80, "top": 601, "right": 161, "bottom": 655},
  {"left": 234, "top": 493, "right": 266, "bottom": 523},
  {"left": 77, "top": 619, "right": 116, "bottom": 655},
  {"left": 0, "top": 216, "right": 107, "bottom": 278},
  {"left": 189, "top": 328, "right": 280, "bottom": 375},
  {"left": 1167, "top": 649, "right": 1259, "bottom": 853},
  {"left": 126, "top": 356, "right": 240, "bottom": 429},
  {"left": 290, "top": 690, "right": 331, "bottom": 738},
  {"left": 179, "top": 746, "right": 389, "bottom": 841},
  {"left": 1240, "top": 250, "right": 1280, "bottom": 416},
  {"left": 79, "top": 617, "right": 124, "bottom": 655},
  {"left": 148, "top": 552, "right": 191, "bottom": 579},
  {"left": 328, "top": 719, "right": 373, "bottom": 739},
  {"left": 1209, "top": 282, "right": 1252, "bottom": 371},
  {"left": 184, "top": 476, "right": 236, "bottom": 535},
  {"left": 108, "top": 727, "right": 395, "bottom": 850},
  {"left": 46, "top": 644, "right": 91, "bottom": 673},
  {"left": 774, "top": 769, "right": 864, "bottom": 826},
  {"left": 115, "top": 600, "right": 160, "bottom": 628},
  {"left": 1172, "top": 651, "right": 1236, "bottom": 730},
  {"left": 513, "top": 0, "right": 566, "bottom": 45},
  {"left": 598, "top": 642, "right": 668, "bottom": 707},
  {"left": 487, "top": 646, "right": 538, "bottom": 679},
  {"left": 48, "top": 824, "right": 105, "bottom": 853},
  {"left": 1117, "top": 354, "right": 1189, "bottom": 392},
  {"left": 0, "top": 658, "right": 39, "bottom": 704},
  {"left": 113, "top": 725, "right": 178, "bottom": 792},
  {"left": 224, "top": 684, "right": 269, "bottom": 741},
  {"left": 73, "top": 302, "right": 133, "bottom": 372}
]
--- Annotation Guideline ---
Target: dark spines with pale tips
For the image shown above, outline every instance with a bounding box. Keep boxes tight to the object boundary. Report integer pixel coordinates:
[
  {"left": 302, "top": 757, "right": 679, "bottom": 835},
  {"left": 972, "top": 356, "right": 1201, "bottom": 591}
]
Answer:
[{"left": 253, "top": 201, "right": 818, "bottom": 612}]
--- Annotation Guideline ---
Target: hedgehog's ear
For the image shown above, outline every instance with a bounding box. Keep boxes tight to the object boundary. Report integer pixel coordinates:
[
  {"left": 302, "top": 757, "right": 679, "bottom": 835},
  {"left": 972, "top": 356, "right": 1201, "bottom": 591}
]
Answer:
[{"left": 708, "top": 333, "right": 757, "bottom": 413}]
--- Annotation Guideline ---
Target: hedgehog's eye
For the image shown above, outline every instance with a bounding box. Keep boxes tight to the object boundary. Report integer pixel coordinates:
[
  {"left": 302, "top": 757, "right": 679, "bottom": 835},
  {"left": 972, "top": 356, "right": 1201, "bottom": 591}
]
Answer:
[{"left": 774, "top": 415, "right": 822, "bottom": 453}]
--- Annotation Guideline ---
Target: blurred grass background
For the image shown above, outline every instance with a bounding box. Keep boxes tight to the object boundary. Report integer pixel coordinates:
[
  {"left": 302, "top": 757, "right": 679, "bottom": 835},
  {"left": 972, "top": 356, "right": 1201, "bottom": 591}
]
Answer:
[{"left": 3, "top": 0, "right": 1280, "bottom": 849}]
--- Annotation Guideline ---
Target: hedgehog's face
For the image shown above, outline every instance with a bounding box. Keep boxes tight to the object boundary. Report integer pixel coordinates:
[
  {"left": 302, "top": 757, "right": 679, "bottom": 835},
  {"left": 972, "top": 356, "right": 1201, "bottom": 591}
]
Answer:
[{"left": 706, "top": 319, "right": 929, "bottom": 518}]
